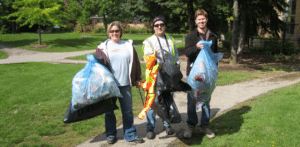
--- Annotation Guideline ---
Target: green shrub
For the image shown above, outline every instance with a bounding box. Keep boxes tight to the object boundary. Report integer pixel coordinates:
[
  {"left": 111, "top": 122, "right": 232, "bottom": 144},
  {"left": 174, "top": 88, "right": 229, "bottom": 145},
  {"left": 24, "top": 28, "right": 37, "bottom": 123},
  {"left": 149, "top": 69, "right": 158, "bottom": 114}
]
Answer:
[
  {"left": 222, "top": 40, "right": 231, "bottom": 51},
  {"left": 248, "top": 37, "right": 298, "bottom": 55}
]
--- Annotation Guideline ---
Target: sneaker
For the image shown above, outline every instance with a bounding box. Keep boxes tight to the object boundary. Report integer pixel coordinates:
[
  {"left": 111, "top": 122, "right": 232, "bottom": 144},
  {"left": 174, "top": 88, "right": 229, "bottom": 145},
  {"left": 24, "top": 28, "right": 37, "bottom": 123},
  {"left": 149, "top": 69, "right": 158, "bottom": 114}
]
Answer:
[
  {"left": 128, "top": 137, "right": 145, "bottom": 143},
  {"left": 146, "top": 131, "right": 155, "bottom": 139},
  {"left": 201, "top": 126, "right": 215, "bottom": 139},
  {"left": 107, "top": 137, "right": 117, "bottom": 144},
  {"left": 164, "top": 126, "right": 175, "bottom": 135},
  {"left": 183, "top": 124, "right": 195, "bottom": 139}
]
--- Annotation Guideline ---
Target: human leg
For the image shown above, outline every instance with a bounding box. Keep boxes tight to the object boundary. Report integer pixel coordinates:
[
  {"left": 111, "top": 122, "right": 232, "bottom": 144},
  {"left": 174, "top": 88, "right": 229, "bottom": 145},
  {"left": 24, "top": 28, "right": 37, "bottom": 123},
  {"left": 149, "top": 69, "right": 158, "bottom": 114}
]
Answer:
[
  {"left": 186, "top": 91, "right": 198, "bottom": 126},
  {"left": 184, "top": 91, "right": 198, "bottom": 138},
  {"left": 105, "top": 97, "right": 118, "bottom": 144},
  {"left": 118, "top": 86, "right": 144, "bottom": 143},
  {"left": 146, "top": 107, "right": 156, "bottom": 139},
  {"left": 199, "top": 94, "right": 215, "bottom": 138}
]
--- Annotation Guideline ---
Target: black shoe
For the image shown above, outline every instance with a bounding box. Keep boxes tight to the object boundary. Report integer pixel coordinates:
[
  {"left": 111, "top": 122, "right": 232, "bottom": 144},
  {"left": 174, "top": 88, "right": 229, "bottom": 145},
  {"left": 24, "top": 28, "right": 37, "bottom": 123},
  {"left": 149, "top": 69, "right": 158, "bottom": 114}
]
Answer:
[
  {"left": 107, "top": 137, "right": 117, "bottom": 144},
  {"left": 164, "top": 126, "right": 175, "bottom": 135},
  {"left": 146, "top": 131, "right": 155, "bottom": 139},
  {"left": 129, "top": 137, "right": 145, "bottom": 143}
]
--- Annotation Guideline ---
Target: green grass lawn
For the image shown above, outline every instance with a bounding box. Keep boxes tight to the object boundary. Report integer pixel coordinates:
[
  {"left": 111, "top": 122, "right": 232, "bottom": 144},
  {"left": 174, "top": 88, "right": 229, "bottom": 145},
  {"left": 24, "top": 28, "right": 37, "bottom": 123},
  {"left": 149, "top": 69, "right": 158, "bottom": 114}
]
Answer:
[
  {"left": 172, "top": 82, "right": 300, "bottom": 147},
  {"left": 0, "top": 62, "right": 145, "bottom": 147},
  {"left": 0, "top": 33, "right": 183, "bottom": 52},
  {"left": 0, "top": 33, "right": 152, "bottom": 52},
  {"left": 0, "top": 50, "right": 8, "bottom": 59},
  {"left": 216, "top": 65, "right": 295, "bottom": 86},
  {"left": 0, "top": 61, "right": 297, "bottom": 147}
]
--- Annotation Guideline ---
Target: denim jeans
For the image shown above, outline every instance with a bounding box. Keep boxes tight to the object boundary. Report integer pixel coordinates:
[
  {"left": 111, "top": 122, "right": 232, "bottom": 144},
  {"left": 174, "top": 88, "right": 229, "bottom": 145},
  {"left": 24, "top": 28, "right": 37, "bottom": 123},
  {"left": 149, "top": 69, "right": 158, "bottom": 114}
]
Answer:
[
  {"left": 146, "top": 92, "right": 173, "bottom": 131},
  {"left": 187, "top": 91, "right": 211, "bottom": 127},
  {"left": 105, "top": 85, "right": 137, "bottom": 141},
  {"left": 146, "top": 107, "right": 170, "bottom": 131}
]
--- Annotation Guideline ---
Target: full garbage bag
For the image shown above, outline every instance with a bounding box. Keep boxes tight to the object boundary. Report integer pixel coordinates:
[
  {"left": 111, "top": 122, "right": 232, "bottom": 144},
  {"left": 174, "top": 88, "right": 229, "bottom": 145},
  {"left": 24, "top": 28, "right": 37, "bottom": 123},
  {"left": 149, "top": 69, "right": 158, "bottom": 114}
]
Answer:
[
  {"left": 186, "top": 40, "right": 223, "bottom": 101},
  {"left": 152, "top": 90, "right": 182, "bottom": 124},
  {"left": 157, "top": 49, "right": 191, "bottom": 92},
  {"left": 71, "top": 54, "right": 122, "bottom": 112},
  {"left": 63, "top": 98, "right": 118, "bottom": 123},
  {"left": 63, "top": 54, "right": 121, "bottom": 123}
]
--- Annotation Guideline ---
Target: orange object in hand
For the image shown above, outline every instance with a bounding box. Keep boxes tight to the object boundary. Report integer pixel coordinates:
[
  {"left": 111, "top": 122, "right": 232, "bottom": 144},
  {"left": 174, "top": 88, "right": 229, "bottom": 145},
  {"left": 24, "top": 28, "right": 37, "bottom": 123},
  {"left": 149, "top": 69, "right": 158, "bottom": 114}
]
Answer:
[
  {"left": 138, "top": 94, "right": 155, "bottom": 119},
  {"left": 144, "top": 54, "right": 157, "bottom": 69}
]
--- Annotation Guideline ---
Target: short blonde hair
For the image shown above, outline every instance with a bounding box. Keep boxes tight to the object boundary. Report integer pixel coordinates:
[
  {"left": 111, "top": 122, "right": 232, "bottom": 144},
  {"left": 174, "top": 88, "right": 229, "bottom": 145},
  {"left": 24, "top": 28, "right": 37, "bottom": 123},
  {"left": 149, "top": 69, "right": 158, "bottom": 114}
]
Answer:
[
  {"left": 106, "top": 21, "right": 123, "bottom": 38},
  {"left": 195, "top": 9, "right": 208, "bottom": 19}
]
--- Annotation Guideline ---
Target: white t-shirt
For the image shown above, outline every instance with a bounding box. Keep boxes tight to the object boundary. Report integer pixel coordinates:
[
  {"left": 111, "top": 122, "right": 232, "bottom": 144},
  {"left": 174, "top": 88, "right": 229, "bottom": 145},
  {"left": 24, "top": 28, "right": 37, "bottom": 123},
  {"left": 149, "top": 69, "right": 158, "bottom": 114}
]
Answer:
[{"left": 106, "top": 40, "right": 130, "bottom": 86}]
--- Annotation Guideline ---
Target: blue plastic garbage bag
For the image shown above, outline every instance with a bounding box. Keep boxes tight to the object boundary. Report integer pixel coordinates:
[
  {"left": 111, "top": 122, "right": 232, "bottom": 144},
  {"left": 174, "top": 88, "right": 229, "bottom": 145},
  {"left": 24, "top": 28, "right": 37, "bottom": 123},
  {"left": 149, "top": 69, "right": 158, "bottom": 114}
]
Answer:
[
  {"left": 71, "top": 54, "right": 122, "bottom": 112},
  {"left": 186, "top": 40, "right": 223, "bottom": 103}
]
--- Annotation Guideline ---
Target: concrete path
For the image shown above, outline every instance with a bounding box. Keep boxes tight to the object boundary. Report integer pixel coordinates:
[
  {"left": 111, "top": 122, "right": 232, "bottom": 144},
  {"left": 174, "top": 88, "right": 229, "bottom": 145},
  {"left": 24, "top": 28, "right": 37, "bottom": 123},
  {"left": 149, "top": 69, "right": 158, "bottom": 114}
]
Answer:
[
  {"left": 1, "top": 44, "right": 300, "bottom": 147},
  {"left": 0, "top": 44, "right": 95, "bottom": 64}
]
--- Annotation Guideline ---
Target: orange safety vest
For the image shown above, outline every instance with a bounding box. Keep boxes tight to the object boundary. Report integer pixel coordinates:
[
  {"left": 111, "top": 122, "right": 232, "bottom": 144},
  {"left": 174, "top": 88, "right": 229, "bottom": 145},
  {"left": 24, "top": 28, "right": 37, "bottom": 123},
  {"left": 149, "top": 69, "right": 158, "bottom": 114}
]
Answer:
[{"left": 138, "top": 34, "right": 176, "bottom": 119}]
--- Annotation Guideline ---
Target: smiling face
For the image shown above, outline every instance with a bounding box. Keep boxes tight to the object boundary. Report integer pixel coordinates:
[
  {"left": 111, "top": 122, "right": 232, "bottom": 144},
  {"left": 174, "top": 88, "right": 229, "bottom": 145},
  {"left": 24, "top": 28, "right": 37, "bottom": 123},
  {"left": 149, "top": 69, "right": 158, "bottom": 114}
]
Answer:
[
  {"left": 109, "top": 25, "right": 121, "bottom": 43},
  {"left": 195, "top": 15, "right": 208, "bottom": 30},
  {"left": 154, "top": 20, "right": 166, "bottom": 37}
]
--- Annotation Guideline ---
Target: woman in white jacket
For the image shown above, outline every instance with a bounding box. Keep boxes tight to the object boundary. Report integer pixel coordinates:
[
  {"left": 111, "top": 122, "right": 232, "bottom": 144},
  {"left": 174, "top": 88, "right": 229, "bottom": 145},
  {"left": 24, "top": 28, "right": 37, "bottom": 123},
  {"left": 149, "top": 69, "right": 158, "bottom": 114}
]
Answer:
[{"left": 96, "top": 21, "right": 144, "bottom": 144}]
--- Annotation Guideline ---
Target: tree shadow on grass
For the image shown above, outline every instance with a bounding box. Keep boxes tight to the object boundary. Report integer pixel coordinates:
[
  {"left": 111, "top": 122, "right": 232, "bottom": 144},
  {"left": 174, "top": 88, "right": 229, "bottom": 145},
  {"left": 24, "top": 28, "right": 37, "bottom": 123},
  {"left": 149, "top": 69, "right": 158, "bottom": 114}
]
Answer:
[
  {"left": 132, "top": 39, "right": 145, "bottom": 45},
  {"left": 176, "top": 106, "right": 251, "bottom": 146},
  {"left": 0, "top": 39, "right": 38, "bottom": 48},
  {"left": 45, "top": 37, "right": 102, "bottom": 49}
]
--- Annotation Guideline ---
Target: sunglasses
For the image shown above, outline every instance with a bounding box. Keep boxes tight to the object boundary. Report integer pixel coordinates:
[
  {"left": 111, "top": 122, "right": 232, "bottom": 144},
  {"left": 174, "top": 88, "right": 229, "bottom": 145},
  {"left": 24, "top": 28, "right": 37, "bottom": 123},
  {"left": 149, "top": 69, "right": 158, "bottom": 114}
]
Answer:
[
  {"left": 109, "top": 30, "right": 120, "bottom": 33},
  {"left": 154, "top": 24, "right": 165, "bottom": 27}
]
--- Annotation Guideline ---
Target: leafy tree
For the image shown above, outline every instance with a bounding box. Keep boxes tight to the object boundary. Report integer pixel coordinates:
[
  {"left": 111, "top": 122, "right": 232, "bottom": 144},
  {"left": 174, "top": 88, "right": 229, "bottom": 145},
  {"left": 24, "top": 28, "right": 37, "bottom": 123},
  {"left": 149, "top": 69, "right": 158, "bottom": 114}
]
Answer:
[
  {"left": 5, "top": 0, "right": 65, "bottom": 45},
  {"left": 65, "top": 0, "right": 133, "bottom": 34},
  {"left": 0, "top": 0, "right": 17, "bottom": 34}
]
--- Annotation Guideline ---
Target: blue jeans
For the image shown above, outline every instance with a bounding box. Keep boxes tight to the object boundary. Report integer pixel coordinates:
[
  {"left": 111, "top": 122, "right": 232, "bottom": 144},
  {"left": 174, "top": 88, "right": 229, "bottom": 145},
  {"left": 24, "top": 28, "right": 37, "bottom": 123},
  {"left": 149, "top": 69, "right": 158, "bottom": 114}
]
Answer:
[
  {"left": 146, "top": 107, "right": 170, "bottom": 131},
  {"left": 146, "top": 92, "right": 173, "bottom": 131},
  {"left": 187, "top": 92, "right": 211, "bottom": 127},
  {"left": 105, "top": 85, "right": 137, "bottom": 141}
]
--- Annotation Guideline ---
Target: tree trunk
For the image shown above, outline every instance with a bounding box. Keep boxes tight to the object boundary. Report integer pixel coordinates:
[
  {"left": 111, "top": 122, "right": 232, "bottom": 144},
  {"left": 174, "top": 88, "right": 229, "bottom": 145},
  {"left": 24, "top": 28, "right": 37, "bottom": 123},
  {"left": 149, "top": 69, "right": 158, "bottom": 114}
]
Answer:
[
  {"left": 228, "top": 20, "right": 231, "bottom": 32},
  {"left": 187, "top": 0, "right": 195, "bottom": 33},
  {"left": 38, "top": 25, "right": 42, "bottom": 45},
  {"left": 237, "top": 12, "right": 246, "bottom": 55},
  {"left": 102, "top": 12, "right": 107, "bottom": 36},
  {"left": 230, "top": 0, "right": 238, "bottom": 64},
  {"left": 12, "top": 21, "right": 16, "bottom": 34}
]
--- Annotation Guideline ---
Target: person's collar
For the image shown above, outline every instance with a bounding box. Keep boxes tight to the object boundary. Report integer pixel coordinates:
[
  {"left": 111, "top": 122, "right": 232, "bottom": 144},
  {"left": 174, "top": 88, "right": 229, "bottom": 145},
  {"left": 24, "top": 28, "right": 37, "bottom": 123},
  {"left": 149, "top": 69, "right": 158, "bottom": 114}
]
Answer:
[
  {"left": 155, "top": 33, "right": 165, "bottom": 38},
  {"left": 197, "top": 27, "right": 207, "bottom": 34}
]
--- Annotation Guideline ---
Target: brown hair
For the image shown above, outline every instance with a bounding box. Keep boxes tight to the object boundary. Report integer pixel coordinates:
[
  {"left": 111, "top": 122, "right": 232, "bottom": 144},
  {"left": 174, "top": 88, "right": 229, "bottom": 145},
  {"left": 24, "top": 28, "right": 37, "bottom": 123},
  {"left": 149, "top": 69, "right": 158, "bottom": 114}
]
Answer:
[
  {"left": 195, "top": 9, "right": 208, "bottom": 19},
  {"left": 106, "top": 21, "right": 123, "bottom": 38}
]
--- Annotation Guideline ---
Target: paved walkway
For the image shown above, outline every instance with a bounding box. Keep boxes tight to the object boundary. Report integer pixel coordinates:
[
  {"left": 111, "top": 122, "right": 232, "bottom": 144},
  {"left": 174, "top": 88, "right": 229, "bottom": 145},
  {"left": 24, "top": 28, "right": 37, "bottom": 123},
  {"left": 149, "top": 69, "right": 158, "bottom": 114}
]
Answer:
[{"left": 1, "top": 44, "right": 300, "bottom": 147}]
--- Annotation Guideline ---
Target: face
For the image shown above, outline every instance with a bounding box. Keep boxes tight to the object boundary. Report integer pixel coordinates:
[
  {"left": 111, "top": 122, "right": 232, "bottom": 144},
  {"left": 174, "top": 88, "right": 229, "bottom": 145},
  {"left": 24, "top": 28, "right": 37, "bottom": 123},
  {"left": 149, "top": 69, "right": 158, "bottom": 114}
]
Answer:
[
  {"left": 195, "top": 15, "right": 208, "bottom": 29},
  {"left": 109, "top": 25, "right": 121, "bottom": 43},
  {"left": 154, "top": 20, "right": 166, "bottom": 37}
]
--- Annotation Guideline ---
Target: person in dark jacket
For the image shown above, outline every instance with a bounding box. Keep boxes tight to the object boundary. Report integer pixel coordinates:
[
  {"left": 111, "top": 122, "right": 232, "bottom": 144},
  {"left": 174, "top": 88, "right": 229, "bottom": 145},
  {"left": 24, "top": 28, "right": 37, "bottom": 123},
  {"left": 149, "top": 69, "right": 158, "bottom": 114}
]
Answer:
[{"left": 183, "top": 9, "right": 218, "bottom": 139}]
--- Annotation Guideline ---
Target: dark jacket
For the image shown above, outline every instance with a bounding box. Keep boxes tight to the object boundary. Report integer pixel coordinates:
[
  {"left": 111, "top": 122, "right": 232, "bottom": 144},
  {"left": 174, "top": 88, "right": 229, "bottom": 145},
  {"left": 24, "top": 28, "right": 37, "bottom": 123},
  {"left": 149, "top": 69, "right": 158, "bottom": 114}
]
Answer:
[{"left": 185, "top": 28, "right": 219, "bottom": 76}]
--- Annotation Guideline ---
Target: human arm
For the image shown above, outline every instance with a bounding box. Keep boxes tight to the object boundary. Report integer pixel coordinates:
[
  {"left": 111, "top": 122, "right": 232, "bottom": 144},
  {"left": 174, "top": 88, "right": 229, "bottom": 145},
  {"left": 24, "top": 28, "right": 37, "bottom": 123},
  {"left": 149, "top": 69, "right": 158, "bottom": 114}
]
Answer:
[{"left": 185, "top": 35, "right": 200, "bottom": 63}]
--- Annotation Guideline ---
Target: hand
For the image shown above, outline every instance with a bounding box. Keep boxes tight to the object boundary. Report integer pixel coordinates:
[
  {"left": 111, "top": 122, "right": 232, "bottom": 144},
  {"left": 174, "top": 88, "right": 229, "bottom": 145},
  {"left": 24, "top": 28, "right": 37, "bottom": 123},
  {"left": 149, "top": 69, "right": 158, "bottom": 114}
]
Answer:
[
  {"left": 196, "top": 42, "right": 203, "bottom": 49},
  {"left": 136, "top": 81, "right": 142, "bottom": 88}
]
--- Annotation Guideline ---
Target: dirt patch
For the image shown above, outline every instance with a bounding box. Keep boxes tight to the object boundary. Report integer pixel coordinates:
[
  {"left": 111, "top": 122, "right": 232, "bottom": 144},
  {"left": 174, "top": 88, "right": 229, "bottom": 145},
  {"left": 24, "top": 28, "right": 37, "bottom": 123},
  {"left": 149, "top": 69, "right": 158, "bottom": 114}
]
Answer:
[
  {"left": 177, "top": 47, "right": 300, "bottom": 72},
  {"left": 267, "top": 72, "right": 300, "bottom": 82},
  {"left": 29, "top": 44, "right": 49, "bottom": 49}
]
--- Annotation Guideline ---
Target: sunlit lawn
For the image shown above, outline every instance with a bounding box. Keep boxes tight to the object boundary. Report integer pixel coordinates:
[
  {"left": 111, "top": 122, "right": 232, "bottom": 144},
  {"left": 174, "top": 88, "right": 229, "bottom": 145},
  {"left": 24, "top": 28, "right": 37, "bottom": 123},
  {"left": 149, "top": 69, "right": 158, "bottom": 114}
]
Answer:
[
  {"left": 0, "top": 50, "right": 8, "bottom": 59},
  {"left": 0, "top": 33, "right": 153, "bottom": 52},
  {"left": 0, "top": 62, "right": 146, "bottom": 147},
  {"left": 171, "top": 82, "right": 300, "bottom": 147}
]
